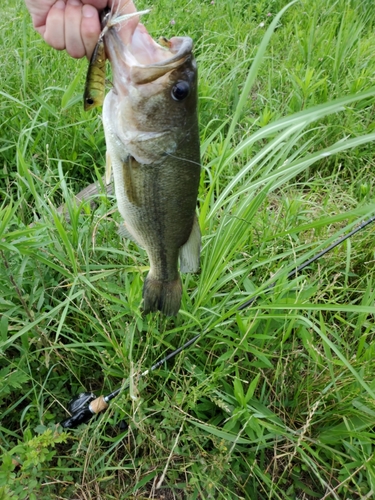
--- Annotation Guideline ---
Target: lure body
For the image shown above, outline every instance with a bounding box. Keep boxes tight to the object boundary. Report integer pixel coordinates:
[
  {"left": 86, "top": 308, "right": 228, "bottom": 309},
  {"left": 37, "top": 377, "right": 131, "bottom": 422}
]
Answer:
[{"left": 83, "top": 37, "right": 106, "bottom": 111}]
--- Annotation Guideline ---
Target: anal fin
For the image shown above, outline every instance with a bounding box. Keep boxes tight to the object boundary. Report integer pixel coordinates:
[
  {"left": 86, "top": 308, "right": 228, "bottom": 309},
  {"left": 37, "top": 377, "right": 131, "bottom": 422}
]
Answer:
[
  {"left": 105, "top": 151, "right": 112, "bottom": 185},
  {"left": 118, "top": 222, "right": 143, "bottom": 247},
  {"left": 179, "top": 215, "right": 201, "bottom": 273}
]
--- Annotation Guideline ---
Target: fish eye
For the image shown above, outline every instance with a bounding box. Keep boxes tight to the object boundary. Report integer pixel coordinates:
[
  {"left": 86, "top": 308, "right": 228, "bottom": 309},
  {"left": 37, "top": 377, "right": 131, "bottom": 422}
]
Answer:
[
  {"left": 171, "top": 81, "right": 190, "bottom": 101},
  {"left": 86, "top": 97, "right": 94, "bottom": 105}
]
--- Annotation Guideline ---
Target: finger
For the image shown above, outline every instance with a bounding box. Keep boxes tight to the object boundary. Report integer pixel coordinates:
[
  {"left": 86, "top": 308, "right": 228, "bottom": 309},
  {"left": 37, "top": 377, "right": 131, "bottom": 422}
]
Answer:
[
  {"left": 65, "top": 0, "right": 86, "bottom": 59},
  {"left": 82, "top": 0, "right": 108, "bottom": 8},
  {"left": 81, "top": 5, "right": 101, "bottom": 59},
  {"left": 81, "top": 1, "right": 136, "bottom": 60},
  {"left": 44, "top": 0, "right": 66, "bottom": 51},
  {"left": 81, "top": 0, "right": 136, "bottom": 17},
  {"left": 24, "top": 0, "right": 56, "bottom": 31},
  {"left": 82, "top": 0, "right": 131, "bottom": 11}
]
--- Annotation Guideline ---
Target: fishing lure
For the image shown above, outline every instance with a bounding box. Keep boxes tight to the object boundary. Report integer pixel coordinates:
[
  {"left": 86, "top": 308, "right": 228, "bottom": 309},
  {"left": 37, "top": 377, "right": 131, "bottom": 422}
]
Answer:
[
  {"left": 83, "top": 36, "right": 107, "bottom": 111},
  {"left": 83, "top": 9, "right": 151, "bottom": 111}
]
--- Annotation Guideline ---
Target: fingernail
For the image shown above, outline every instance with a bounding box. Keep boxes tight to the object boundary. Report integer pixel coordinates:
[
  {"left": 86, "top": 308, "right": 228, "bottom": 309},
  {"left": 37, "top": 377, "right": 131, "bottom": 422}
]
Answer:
[
  {"left": 55, "top": 0, "right": 66, "bottom": 10},
  {"left": 82, "top": 4, "right": 96, "bottom": 18},
  {"left": 68, "top": 0, "right": 81, "bottom": 6}
]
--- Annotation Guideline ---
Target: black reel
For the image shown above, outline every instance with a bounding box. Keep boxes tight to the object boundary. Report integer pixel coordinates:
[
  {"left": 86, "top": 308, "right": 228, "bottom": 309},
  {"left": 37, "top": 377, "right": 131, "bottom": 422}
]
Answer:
[
  {"left": 68, "top": 392, "right": 96, "bottom": 413},
  {"left": 60, "top": 392, "right": 97, "bottom": 429}
]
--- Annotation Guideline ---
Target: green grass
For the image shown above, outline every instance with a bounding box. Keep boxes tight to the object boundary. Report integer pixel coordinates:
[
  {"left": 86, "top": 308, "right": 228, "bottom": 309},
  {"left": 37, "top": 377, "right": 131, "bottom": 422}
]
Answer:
[{"left": 2, "top": 0, "right": 375, "bottom": 498}]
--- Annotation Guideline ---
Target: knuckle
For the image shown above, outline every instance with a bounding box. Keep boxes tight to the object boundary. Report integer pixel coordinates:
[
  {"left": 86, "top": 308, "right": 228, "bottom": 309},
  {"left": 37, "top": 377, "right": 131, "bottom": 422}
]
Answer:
[
  {"left": 44, "top": 34, "right": 66, "bottom": 51},
  {"left": 68, "top": 47, "right": 86, "bottom": 59}
]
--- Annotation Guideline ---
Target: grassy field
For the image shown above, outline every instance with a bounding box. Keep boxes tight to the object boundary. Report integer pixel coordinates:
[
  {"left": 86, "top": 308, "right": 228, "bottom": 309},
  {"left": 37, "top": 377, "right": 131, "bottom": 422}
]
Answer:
[{"left": 2, "top": 0, "right": 375, "bottom": 498}]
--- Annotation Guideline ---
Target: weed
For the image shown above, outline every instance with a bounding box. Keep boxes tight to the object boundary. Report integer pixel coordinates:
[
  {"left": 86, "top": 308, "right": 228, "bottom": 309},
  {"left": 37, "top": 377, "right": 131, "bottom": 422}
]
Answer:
[{"left": 2, "top": 0, "right": 375, "bottom": 498}]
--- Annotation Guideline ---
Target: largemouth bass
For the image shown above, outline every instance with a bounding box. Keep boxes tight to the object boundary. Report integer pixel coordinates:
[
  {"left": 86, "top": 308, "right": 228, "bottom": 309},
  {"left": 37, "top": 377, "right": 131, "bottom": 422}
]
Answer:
[{"left": 102, "top": 7, "right": 201, "bottom": 316}]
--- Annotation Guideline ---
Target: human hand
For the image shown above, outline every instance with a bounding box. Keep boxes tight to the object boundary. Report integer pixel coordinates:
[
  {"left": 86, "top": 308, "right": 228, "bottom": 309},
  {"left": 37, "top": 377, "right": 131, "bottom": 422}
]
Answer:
[{"left": 24, "top": 0, "right": 136, "bottom": 59}]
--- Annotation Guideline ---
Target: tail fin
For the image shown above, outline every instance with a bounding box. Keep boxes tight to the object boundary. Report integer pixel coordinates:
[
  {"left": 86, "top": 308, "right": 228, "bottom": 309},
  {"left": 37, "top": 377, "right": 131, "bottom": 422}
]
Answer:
[{"left": 143, "top": 275, "right": 182, "bottom": 316}]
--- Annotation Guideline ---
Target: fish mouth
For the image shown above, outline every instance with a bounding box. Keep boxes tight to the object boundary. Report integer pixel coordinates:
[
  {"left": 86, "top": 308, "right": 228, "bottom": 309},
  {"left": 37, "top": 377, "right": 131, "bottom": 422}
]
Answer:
[{"left": 103, "top": 13, "right": 193, "bottom": 86}]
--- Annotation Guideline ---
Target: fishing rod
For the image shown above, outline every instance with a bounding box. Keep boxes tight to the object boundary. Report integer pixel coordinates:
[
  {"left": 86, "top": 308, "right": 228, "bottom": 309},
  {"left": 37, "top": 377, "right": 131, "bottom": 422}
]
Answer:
[
  {"left": 60, "top": 334, "right": 200, "bottom": 428},
  {"left": 239, "top": 213, "right": 375, "bottom": 310},
  {"left": 60, "top": 213, "right": 375, "bottom": 429}
]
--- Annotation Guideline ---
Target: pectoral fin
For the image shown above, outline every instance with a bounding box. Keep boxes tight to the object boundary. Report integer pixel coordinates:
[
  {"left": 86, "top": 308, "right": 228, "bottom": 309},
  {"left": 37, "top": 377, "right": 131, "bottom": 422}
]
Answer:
[
  {"left": 179, "top": 215, "right": 201, "bottom": 273},
  {"left": 122, "top": 156, "right": 141, "bottom": 206}
]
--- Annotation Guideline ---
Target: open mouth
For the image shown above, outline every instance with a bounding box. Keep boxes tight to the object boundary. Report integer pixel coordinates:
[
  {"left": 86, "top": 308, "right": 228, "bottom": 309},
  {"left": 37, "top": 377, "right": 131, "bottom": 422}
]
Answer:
[{"left": 103, "top": 11, "right": 193, "bottom": 84}]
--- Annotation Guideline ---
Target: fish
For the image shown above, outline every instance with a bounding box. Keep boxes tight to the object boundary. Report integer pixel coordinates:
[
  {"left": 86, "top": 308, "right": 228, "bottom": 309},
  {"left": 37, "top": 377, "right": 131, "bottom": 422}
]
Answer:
[{"left": 102, "top": 6, "right": 201, "bottom": 316}]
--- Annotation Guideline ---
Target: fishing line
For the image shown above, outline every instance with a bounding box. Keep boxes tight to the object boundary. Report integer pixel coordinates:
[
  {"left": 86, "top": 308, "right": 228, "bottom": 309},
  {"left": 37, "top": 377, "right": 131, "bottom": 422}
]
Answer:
[
  {"left": 239, "top": 213, "right": 375, "bottom": 309},
  {"left": 60, "top": 213, "right": 375, "bottom": 428}
]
